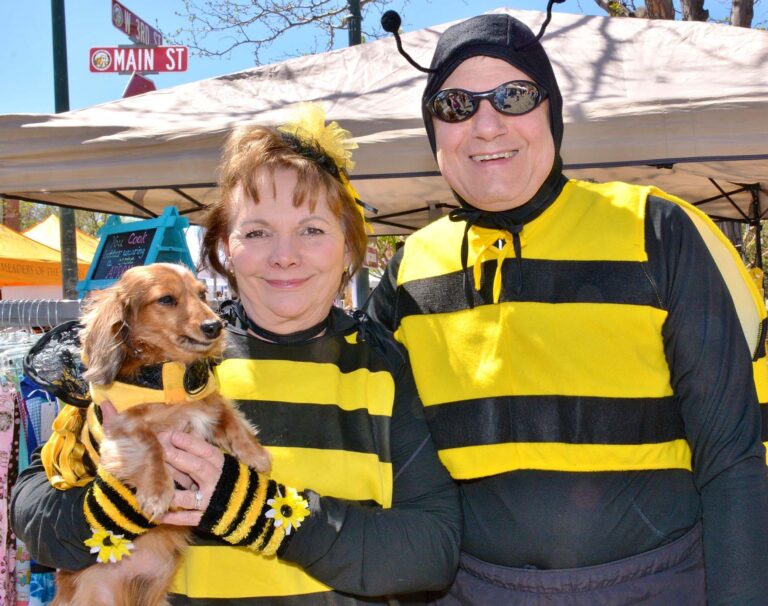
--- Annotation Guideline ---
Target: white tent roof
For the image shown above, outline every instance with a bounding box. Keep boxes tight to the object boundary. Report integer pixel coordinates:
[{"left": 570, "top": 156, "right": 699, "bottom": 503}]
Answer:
[{"left": 1, "top": 9, "right": 766, "bottom": 234}]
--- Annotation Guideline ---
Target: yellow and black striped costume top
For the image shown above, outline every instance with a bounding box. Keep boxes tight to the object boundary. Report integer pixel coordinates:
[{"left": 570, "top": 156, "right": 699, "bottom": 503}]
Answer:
[
  {"left": 12, "top": 308, "right": 460, "bottom": 606},
  {"left": 367, "top": 179, "right": 768, "bottom": 583}
]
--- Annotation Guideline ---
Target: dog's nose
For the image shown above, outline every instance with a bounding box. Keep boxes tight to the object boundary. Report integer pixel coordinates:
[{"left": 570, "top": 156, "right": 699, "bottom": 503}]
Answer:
[{"left": 200, "top": 319, "right": 223, "bottom": 339}]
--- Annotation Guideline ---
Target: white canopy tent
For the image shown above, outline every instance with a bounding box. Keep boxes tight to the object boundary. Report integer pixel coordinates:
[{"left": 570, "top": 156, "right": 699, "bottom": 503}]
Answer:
[{"left": 0, "top": 9, "right": 766, "bottom": 235}]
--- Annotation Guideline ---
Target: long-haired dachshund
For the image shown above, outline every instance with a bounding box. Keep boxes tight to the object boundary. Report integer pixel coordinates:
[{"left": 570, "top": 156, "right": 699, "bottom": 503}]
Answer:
[{"left": 53, "top": 263, "right": 270, "bottom": 606}]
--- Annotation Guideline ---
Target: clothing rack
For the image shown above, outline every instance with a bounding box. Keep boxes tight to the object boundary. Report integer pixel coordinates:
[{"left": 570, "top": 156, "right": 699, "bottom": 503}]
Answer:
[{"left": 0, "top": 299, "right": 81, "bottom": 330}]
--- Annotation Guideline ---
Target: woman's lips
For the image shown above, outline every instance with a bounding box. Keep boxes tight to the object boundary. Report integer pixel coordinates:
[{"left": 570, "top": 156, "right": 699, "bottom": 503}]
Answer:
[{"left": 265, "top": 278, "right": 308, "bottom": 288}]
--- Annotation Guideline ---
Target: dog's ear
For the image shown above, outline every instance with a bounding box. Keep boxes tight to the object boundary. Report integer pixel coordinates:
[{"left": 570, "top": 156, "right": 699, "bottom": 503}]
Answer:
[{"left": 80, "top": 287, "right": 129, "bottom": 385}]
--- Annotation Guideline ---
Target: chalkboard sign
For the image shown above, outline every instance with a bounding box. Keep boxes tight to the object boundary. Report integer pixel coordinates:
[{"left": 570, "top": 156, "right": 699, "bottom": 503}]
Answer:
[
  {"left": 78, "top": 206, "right": 195, "bottom": 297},
  {"left": 89, "top": 228, "right": 156, "bottom": 281}
]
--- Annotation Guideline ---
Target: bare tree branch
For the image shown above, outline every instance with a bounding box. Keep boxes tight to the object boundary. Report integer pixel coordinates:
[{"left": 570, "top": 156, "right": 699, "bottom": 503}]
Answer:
[
  {"left": 593, "top": 0, "right": 759, "bottom": 21},
  {"left": 165, "top": 0, "right": 401, "bottom": 65}
]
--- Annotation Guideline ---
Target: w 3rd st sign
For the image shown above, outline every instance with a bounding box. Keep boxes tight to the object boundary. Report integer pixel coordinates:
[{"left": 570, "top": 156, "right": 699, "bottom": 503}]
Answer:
[{"left": 90, "top": 46, "right": 188, "bottom": 73}]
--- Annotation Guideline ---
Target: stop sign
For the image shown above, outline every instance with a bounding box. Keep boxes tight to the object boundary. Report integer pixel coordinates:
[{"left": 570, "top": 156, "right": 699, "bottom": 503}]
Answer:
[{"left": 123, "top": 72, "right": 156, "bottom": 98}]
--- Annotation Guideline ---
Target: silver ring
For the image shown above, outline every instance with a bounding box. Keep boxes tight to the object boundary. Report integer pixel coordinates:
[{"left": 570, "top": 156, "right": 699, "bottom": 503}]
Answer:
[{"left": 193, "top": 490, "right": 203, "bottom": 510}]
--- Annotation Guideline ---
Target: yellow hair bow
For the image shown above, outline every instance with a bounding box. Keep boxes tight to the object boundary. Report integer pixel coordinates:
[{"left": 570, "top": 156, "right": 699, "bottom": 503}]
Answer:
[{"left": 279, "top": 103, "right": 369, "bottom": 228}]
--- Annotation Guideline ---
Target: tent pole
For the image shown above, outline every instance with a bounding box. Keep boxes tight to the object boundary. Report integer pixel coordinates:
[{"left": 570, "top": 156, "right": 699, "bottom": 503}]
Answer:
[
  {"left": 51, "top": 0, "right": 79, "bottom": 299},
  {"left": 748, "top": 186, "right": 763, "bottom": 271}
]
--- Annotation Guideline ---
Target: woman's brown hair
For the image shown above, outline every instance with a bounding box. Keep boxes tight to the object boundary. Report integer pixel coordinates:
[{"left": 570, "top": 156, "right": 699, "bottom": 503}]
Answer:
[{"left": 199, "top": 125, "right": 367, "bottom": 295}]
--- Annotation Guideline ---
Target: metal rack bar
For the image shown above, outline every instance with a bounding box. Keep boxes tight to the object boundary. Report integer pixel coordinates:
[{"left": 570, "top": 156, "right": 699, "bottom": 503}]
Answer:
[{"left": 0, "top": 299, "right": 81, "bottom": 329}]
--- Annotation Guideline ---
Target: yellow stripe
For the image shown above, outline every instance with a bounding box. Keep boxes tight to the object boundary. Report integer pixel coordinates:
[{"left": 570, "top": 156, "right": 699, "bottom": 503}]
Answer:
[
  {"left": 261, "top": 526, "right": 286, "bottom": 557},
  {"left": 171, "top": 545, "right": 331, "bottom": 598},
  {"left": 269, "top": 446, "right": 393, "bottom": 508},
  {"left": 754, "top": 359, "right": 768, "bottom": 404},
  {"left": 211, "top": 462, "right": 251, "bottom": 536},
  {"left": 397, "top": 301, "right": 672, "bottom": 406},
  {"left": 216, "top": 359, "right": 394, "bottom": 417},
  {"left": 438, "top": 440, "right": 693, "bottom": 479},
  {"left": 100, "top": 469, "right": 140, "bottom": 508},
  {"left": 226, "top": 469, "right": 268, "bottom": 544},
  {"left": 91, "top": 482, "right": 147, "bottom": 536},
  {"left": 83, "top": 499, "right": 98, "bottom": 529},
  {"left": 517, "top": 180, "right": 647, "bottom": 261},
  {"left": 398, "top": 180, "right": 648, "bottom": 284}
]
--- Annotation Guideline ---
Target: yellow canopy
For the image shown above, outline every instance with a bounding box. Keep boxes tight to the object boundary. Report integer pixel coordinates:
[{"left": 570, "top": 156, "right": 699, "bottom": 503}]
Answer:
[
  {"left": 23, "top": 214, "right": 99, "bottom": 263},
  {"left": 0, "top": 223, "right": 90, "bottom": 287}
]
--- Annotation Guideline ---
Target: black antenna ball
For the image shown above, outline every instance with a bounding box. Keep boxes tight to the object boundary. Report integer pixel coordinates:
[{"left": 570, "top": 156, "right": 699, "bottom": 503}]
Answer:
[{"left": 381, "top": 10, "right": 402, "bottom": 34}]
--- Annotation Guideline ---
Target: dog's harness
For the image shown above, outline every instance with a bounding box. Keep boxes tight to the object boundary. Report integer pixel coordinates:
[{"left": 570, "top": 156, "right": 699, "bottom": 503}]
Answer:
[
  {"left": 41, "top": 359, "right": 219, "bottom": 490},
  {"left": 89, "top": 359, "right": 218, "bottom": 412}
]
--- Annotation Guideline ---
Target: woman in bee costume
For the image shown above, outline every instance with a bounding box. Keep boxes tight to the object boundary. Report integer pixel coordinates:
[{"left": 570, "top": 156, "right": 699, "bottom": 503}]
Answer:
[
  {"left": 368, "top": 5, "right": 768, "bottom": 604},
  {"left": 12, "top": 107, "right": 461, "bottom": 605}
]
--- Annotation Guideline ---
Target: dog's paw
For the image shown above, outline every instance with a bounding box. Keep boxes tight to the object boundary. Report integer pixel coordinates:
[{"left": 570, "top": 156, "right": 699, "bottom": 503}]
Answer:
[
  {"left": 238, "top": 443, "right": 272, "bottom": 474},
  {"left": 136, "top": 485, "right": 175, "bottom": 521}
]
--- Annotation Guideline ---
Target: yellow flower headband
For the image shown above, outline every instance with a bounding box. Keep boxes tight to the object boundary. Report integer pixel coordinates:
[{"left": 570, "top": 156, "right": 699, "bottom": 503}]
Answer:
[{"left": 278, "top": 103, "right": 372, "bottom": 228}]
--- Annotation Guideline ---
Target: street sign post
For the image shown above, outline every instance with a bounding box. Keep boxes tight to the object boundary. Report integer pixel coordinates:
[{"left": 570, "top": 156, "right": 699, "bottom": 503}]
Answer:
[
  {"left": 111, "top": 0, "right": 162, "bottom": 46},
  {"left": 90, "top": 46, "right": 188, "bottom": 73}
]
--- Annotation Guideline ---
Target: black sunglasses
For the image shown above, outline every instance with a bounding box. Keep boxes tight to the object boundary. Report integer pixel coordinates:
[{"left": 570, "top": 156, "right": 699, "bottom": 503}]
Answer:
[{"left": 427, "top": 80, "right": 548, "bottom": 123}]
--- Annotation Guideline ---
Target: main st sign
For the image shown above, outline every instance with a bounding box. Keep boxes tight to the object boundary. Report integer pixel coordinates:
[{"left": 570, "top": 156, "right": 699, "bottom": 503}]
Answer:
[{"left": 89, "top": 46, "right": 188, "bottom": 73}]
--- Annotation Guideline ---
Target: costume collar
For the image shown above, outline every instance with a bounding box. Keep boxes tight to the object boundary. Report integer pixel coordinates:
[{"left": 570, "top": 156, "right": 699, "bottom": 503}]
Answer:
[
  {"left": 89, "top": 359, "right": 218, "bottom": 413},
  {"left": 228, "top": 302, "right": 338, "bottom": 345},
  {"left": 447, "top": 160, "right": 568, "bottom": 306},
  {"left": 245, "top": 313, "right": 331, "bottom": 344}
]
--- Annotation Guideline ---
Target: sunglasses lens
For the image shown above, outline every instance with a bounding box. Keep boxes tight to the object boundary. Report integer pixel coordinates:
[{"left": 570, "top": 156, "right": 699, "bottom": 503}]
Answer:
[
  {"left": 494, "top": 82, "right": 542, "bottom": 115},
  {"left": 430, "top": 89, "right": 476, "bottom": 122}
]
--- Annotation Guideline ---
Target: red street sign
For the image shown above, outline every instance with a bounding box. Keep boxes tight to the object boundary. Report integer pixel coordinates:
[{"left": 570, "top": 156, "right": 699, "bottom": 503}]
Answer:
[
  {"left": 123, "top": 72, "right": 156, "bottom": 98},
  {"left": 90, "top": 47, "right": 188, "bottom": 73},
  {"left": 112, "top": 0, "right": 163, "bottom": 46}
]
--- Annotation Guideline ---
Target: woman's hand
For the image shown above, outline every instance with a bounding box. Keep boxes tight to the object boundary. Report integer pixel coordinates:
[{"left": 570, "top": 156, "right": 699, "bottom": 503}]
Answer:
[{"left": 158, "top": 431, "right": 225, "bottom": 526}]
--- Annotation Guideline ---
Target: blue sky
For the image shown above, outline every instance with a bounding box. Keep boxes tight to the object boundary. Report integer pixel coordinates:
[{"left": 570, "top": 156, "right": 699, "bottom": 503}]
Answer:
[
  {"left": 0, "top": 0, "right": 748, "bottom": 115},
  {"left": 1, "top": 0, "right": 602, "bottom": 114}
]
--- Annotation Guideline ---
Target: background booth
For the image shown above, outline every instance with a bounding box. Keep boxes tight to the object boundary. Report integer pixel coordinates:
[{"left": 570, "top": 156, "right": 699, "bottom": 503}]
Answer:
[{"left": 0, "top": 223, "right": 91, "bottom": 301}]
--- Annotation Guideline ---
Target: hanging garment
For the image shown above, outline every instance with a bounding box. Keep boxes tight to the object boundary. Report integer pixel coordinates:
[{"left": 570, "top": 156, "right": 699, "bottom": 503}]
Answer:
[{"left": 0, "top": 380, "right": 20, "bottom": 605}]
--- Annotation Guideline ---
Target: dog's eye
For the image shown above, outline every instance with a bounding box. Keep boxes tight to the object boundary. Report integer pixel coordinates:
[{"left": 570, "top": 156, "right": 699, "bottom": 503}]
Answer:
[
  {"left": 198, "top": 291, "right": 207, "bottom": 301},
  {"left": 157, "top": 295, "right": 177, "bottom": 306}
]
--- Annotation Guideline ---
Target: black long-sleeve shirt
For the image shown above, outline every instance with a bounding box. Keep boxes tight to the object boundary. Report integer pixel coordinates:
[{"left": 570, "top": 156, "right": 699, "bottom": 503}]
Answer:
[{"left": 367, "top": 191, "right": 768, "bottom": 604}]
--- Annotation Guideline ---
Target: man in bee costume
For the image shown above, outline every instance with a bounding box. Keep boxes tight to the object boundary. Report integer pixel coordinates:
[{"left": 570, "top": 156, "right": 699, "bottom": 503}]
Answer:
[{"left": 369, "top": 6, "right": 768, "bottom": 604}]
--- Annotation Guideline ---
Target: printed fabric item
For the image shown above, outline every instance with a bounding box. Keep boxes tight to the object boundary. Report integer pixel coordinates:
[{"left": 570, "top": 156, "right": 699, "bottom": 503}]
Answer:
[{"left": 0, "top": 381, "right": 20, "bottom": 605}]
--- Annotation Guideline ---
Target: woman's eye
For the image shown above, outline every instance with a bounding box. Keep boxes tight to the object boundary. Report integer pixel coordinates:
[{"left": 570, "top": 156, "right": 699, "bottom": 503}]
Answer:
[
  {"left": 244, "top": 229, "right": 267, "bottom": 239},
  {"left": 302, "top": 226, "right": 325, "bottom": 236},
  {"left": 157, "top": 295, "right": 177, "bottom": 306}
]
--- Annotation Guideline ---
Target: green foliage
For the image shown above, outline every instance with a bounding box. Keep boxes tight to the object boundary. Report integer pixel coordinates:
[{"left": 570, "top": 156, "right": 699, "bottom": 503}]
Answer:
[
  {"left": 369, "top": 235, "right": 406, "bottom": 278},
  {"left": 1, "top": 198, "right": 109, "bottom": 236},
  {"left": 742, "top": 224, "right": 768, "bottom": 268}
]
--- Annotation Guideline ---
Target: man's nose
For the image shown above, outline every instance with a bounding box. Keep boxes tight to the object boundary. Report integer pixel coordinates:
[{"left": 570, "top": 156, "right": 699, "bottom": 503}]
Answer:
[{"left": 471, "top": 99, "right": 508, "bottom": 140}]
